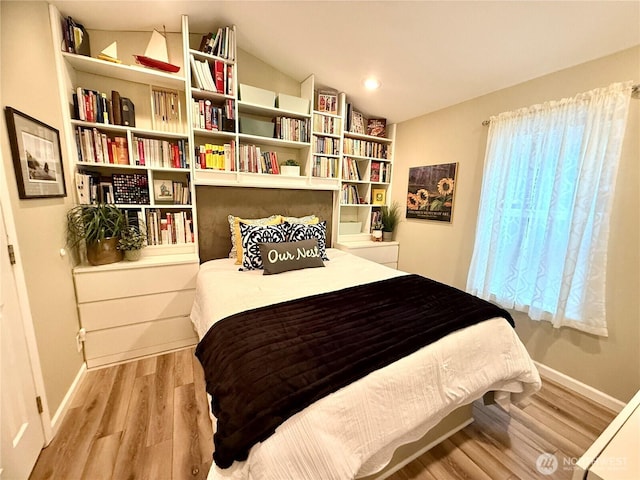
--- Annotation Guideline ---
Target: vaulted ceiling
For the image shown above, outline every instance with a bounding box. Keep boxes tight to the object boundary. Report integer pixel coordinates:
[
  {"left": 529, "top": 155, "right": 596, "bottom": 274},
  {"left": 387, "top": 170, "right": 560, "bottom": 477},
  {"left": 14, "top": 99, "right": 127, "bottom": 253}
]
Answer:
[{"left": 48, "top": 0, "right": 640, "bottom": 123}]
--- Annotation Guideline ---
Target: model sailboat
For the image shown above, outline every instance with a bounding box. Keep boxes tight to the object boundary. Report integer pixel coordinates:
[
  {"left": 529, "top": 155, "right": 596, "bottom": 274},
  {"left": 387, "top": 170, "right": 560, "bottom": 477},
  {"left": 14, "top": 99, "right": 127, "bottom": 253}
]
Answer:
[
  {"left": 134, "top": 29, "right": 180, "bottom": 73},
  {"left": 98, "top": 41, "right": 121, "bottom": 63}
]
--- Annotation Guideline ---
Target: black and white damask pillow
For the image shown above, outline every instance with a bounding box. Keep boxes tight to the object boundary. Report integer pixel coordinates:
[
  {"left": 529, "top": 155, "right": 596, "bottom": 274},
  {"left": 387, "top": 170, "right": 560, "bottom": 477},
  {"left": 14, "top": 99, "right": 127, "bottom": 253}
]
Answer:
[
  {"left": 239, "top": 222, "right": 290, "bottom": 270},
  {"left": 287, "top": 221, "right": 329, "bottom": 261}
]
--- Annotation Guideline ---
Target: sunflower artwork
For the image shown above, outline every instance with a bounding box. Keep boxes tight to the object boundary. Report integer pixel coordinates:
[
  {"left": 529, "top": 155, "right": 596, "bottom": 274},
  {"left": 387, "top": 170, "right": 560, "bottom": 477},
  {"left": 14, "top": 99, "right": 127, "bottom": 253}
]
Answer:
[{"left": 407, "top": 163, "right": 458, "bottom": 222}]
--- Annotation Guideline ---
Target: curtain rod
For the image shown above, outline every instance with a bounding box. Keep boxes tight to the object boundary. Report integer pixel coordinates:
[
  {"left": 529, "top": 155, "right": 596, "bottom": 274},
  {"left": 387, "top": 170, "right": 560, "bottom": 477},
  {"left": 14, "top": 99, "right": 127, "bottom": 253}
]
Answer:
[{"left": 482, "top": 83, "right": 640, "bottom": 126}]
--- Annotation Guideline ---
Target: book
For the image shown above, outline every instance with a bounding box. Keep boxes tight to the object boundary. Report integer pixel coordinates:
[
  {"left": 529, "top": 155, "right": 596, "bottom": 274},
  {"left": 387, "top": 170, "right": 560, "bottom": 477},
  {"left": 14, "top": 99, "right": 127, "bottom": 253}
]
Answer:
[
  {"left": 366, "top": 118, "right": 386, "bottom": 138},
  {"left": 370, "top": 161, "right": 381, "bottom": 182},
  {"left": 189, "top": 54, "right": 204, "bottom": 89},
  {"left": 64, "top": 17, "right": 90, "bottom": 56},
  {"left": 214, "top": 60, "right": 224, "bottom": 92},
  {"left": 350, "top": 110, "right": 365, "bottom": 134},
  {"left": 111, "top": 90, "right": 122, "bottom": 125},
  {"left": 120, "top": 97, "right": 135, "bottom": 127}
]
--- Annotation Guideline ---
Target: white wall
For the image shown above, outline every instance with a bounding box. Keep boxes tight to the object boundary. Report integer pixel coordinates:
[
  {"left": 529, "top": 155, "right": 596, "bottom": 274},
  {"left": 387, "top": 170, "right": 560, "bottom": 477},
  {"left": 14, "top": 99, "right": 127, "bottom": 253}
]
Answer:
[
  {"left": 1, "top": 1, "right": 83, "bottom": 414},
  {"left": 393, "top": 47, "right": 640, "bottom": 402}
]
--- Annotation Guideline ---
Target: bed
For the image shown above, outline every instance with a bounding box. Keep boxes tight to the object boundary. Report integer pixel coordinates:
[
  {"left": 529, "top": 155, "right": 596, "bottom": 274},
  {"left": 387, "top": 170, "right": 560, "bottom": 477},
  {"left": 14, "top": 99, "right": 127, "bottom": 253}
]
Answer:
[{"left": 190, "top": 247, "right": 541, "bottom": 480}]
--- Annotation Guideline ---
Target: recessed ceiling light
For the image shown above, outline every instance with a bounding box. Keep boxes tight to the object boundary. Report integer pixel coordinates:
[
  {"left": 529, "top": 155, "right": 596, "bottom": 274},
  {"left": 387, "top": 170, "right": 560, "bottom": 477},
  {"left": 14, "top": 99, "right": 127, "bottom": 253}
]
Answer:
[{"left": 364, "top": 77, "right": 381, "bottom": 90}]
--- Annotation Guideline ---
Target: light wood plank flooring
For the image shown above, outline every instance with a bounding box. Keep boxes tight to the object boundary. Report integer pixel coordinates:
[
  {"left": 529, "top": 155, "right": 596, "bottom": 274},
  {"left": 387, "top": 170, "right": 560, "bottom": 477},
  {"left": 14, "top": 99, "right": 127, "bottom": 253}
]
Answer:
[{"left": 30, "top": 348, "right": 617, "bottom": 480}]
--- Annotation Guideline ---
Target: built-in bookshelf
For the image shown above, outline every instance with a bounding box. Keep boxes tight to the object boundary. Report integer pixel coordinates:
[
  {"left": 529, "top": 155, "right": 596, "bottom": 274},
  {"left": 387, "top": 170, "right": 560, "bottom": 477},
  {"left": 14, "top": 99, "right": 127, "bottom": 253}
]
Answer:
[
  {"left": 55, "top": 28, "right": 197, "bottom": 256},
  {"left": 311, "top": 88, "right": 342, "bottom": 183},
  {"left": 185, "top": 18, "right": 238, "bottom": 191},
  {"left": 50, "top": 7, "right": 397, "bottom": 365},
  {"left": 54, "top": 12, "right": 395, "bottom": 254},
  {"left": 338, "top": 93, "right": 395, "bottom": 240}
]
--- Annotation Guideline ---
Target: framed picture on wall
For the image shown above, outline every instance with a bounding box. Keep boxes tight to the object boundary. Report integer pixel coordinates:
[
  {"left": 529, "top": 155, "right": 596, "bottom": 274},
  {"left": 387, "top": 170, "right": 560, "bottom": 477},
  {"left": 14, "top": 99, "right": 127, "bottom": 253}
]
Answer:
[
  {"left": 4, "top": 107, "right": 67, "bottom": 199},
  {"left": 406, "top": 163, "right": 458, "bottom": 222}
]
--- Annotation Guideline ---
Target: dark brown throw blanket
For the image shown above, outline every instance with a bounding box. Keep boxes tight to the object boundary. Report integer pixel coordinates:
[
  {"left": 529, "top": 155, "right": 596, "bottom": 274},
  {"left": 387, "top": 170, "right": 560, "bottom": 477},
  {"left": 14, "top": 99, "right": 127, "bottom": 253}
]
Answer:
[{"left": 195, "top": 274, "right": 513, "bottom": 468}]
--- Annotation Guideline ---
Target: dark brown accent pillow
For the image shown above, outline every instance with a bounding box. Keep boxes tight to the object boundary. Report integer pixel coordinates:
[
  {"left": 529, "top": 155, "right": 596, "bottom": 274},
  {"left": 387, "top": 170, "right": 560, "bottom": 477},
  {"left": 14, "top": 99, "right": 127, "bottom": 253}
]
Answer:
[{"left": 259, "top": 238, "right": 325, "bottom": 275}]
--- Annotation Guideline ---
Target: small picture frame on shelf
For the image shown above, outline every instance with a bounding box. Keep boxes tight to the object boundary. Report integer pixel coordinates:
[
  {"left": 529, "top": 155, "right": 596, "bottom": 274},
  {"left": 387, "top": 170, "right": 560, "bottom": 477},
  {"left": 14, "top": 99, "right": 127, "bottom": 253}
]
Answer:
[
  {"left": 372, "top": 188, "right": 386, "bottom": 205},
  {"left": 367, "top": 118, "right": 387, "bottom": 138},
  {"left": 317, "top": 88, "right": 338, "bottom": 115},
  {"left": 153, "top": 178, "right": 174, "bottom": 202},
  {"left": 4, "top": 107, "right": 67, "bottom": 199}
]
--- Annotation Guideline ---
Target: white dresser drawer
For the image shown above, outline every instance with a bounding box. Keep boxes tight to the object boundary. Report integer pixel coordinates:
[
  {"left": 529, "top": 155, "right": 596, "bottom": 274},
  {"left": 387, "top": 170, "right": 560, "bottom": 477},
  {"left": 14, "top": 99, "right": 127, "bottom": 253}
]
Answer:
[
  {"left": 84, "top": 315, "right": 198, "bottom": 368},
  {"left": 336, "top": 241, "right": 399, "bottom": 268},
  {"left": 78, "top": 289, "right": 196, "bottom": 330},
  {"left": 75, "top": 261, "right": 198, "bottom": 302},
  {"left": 353, "top": 244, "right": 399, "bottom": 264}
]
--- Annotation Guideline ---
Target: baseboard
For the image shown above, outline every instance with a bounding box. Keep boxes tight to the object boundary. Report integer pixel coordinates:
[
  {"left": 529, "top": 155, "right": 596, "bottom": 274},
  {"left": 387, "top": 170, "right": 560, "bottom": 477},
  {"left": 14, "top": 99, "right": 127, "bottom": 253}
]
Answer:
[
  {"left": 534, "top": 361, "right": 626, "bottom": 413},
  {"left": 49, "top": 362, "right": 87, "bottom": 442}
]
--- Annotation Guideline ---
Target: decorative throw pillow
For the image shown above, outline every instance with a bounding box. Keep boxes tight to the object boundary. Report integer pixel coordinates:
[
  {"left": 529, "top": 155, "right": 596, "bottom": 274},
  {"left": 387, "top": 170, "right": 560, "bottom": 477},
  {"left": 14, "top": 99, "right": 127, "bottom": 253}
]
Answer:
[
  {"left": 259, "top": 238, "right": 325, "bottom": 275},
  {"left": 281, "top": 215, "right": 319, "bottom": 225},
  {"left": 239, "top": 222, "right": 290, "bottom": 270},
  {"left": 227, "top": 214, "right": 282, "bottom": 264},
  {"left": 287, "top": 221, "right": 329, "bottom": 261}
]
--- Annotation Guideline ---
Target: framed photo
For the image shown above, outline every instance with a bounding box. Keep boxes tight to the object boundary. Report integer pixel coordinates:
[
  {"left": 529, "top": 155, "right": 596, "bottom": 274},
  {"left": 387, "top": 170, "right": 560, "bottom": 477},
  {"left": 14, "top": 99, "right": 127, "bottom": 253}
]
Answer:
[
  {"left": 153, "top": 178, "right": 174, "bottom": 202},
  {"left": 317, "top": 88, "right": 338, "bottom": 115},
  {"left": 372, "top": 188, "right": 386, "bottom": 205},
  {"left": 407, "top": 163, "right": 458, "bottom": 222},
  {"left": 4, "top": 107, "right": 66, "bottom": 199}
]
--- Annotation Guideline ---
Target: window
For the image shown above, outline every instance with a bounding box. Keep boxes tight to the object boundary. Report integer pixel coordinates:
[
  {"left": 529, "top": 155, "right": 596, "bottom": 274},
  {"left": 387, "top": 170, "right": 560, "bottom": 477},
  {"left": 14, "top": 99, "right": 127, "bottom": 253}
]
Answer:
[{"left": 466, "top": 82, "right": 632, "bottom": 336}]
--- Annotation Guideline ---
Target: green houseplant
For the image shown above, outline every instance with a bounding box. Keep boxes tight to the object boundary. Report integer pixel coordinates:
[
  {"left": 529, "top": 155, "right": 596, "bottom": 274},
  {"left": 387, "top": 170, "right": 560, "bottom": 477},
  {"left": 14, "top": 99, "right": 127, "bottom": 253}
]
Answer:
[
  {"left": 66, "top": 204, "right": 126, "bottom": 266},
  {"left": 381, "top": 200, "right": 401, "bottom": 241},
  {"left": 118, "top": 225, "right": 147, "bottom": 261}
]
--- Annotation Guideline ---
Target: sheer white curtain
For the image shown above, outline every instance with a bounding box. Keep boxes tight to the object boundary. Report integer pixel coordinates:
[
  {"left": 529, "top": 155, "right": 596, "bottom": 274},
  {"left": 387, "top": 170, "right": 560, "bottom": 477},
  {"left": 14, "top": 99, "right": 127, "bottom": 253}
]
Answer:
[{"left": 467, "top": 82, "right": 632, "bottom": 336}]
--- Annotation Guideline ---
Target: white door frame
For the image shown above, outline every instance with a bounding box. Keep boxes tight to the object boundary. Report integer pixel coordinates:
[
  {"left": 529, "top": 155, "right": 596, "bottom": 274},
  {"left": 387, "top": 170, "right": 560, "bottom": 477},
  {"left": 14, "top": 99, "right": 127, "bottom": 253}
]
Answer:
[{"left": 0, "top": 141, "right": 52, "bottom": 444}]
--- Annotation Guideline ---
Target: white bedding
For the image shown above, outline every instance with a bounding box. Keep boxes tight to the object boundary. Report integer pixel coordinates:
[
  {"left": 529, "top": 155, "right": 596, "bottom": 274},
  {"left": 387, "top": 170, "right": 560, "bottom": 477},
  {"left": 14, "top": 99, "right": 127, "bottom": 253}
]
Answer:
[{"left": 191, "top": 249, "right": 541, "bottom": 480}]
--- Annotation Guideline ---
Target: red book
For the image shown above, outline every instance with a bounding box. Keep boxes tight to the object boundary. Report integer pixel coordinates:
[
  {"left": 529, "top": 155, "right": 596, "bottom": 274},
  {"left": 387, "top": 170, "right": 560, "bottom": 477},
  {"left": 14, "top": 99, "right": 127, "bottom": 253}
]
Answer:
[
  {"left": 84, "top": 93, "right": 92, "bottom": 122},
  {"left": 173, "top": 144, "right": 180, "bottom": 168},
  {"left": 137, "top": 139, "right": 145, "bottom": 166},
  {"left": 214, "top": 60, "right": 224, "bottom": 93},
  {"left": 199, "top": 145, "right": 206, "bottom": 169},
  {"left": 106, "top": 138, "right": 114, "bottom": 164}
]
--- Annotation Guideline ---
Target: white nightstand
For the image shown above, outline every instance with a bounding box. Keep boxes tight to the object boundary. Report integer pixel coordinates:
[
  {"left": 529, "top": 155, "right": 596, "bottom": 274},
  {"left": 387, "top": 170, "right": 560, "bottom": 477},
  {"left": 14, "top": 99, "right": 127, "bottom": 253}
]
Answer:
[
  {"left": 73, "top": 254, "right": 199, "bottom": 368},
  {"left": 335, "top": 240, "right": 399, "bottom": 269}
]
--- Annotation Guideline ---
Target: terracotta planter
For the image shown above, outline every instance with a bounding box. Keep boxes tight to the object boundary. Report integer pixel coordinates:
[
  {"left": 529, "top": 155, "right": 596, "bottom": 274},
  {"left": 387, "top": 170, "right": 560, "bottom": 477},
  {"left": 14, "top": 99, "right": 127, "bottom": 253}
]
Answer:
[{"left": 86, "top": 237, "right": 123, "bottom": 266}]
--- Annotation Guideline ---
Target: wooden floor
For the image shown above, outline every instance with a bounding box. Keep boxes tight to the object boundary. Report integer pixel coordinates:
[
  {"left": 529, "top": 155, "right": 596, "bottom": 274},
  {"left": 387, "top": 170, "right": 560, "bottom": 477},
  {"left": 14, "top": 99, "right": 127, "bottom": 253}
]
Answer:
[{"left": 30, "top": 347, "right": 617, "bottom": 480}]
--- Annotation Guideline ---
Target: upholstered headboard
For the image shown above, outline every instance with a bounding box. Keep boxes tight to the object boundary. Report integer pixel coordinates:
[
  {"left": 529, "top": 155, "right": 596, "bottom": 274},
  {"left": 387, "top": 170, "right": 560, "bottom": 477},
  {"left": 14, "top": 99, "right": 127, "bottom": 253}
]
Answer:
[{"left": 195, "top": 186, "right": 335, "bottom": 263}]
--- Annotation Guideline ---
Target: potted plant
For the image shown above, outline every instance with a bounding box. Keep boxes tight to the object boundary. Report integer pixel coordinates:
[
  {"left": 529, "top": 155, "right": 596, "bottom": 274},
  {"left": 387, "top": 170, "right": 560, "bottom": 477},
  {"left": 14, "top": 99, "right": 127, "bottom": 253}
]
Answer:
[
  {"left": 118, "top": 225, "right": 147, "bottom": 261},
  {"left": 381, "top": 200, "right": 401, "bottom": 241},
  {"left": 66, "top": 204, "right": 126, "bottom": 266},
  {"left": 280, "top": 159, "right": 301, "bottom": 176}
]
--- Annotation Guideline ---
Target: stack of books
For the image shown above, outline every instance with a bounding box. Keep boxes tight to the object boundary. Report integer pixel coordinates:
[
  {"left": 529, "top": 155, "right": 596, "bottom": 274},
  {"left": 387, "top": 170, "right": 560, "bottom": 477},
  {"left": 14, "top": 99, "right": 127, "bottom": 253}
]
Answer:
[{"left": 198, "top": 26, "right": 235, "bottom": 60}]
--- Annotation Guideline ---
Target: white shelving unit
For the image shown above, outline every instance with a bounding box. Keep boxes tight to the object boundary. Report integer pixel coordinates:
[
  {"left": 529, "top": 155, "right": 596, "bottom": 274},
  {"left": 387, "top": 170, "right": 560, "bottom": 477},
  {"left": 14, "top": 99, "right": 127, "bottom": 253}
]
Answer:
[
  {"left": 53, "top": 12, "right": 197, "bottom": 260},
  {"left": 338, "top": 92, "right": 396, "bottom": 242}
]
